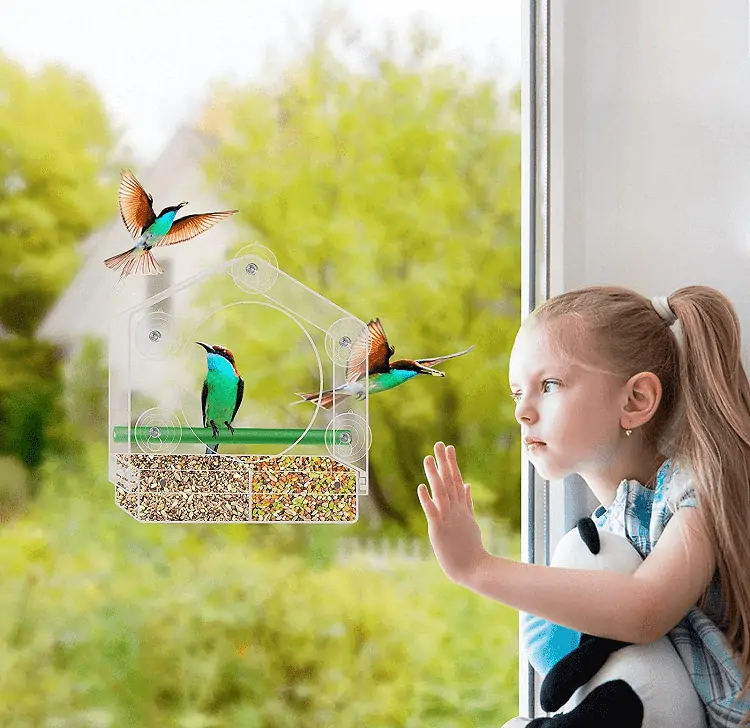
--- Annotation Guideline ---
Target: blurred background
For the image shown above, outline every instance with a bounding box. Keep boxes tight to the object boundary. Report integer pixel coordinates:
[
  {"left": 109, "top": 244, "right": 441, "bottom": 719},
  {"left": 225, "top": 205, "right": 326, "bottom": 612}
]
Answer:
[{"left": 0, "top": 0, "right": 523, "bottom": 725}]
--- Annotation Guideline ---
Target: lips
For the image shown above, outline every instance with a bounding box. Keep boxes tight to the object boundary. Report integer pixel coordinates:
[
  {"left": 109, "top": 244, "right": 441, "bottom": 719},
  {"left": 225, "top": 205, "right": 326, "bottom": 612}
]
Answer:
[{"left": 524, "top": 437, "right": 547, "bottom": 452}]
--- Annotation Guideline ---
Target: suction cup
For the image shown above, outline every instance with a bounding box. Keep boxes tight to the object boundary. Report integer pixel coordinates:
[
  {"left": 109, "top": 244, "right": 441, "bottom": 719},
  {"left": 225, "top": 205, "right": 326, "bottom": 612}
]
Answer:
[
  {"left": 134, "top": 310, "right": 182, "bottom": 361},
  {"left": 133, "top": 408, "right": 183, "bottom": 454},
  {"left": 229, "top": 243, "right": 279, "bottom": 295},
  {"left": 325, "top": 317, "right": 368, "bottom": 369},
  {"left": 325, "top": 411, "right": 371, "bottom": 462}
]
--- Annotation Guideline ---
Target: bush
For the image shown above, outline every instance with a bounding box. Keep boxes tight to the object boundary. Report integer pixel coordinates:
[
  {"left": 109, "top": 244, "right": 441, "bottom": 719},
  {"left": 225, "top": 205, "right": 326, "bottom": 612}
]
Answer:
[
  {"left": 0, "top": 446, "right": 521, "bottom": 727},
  {"left": 0, "top": 455, "right": 28, "bottom": 520}
]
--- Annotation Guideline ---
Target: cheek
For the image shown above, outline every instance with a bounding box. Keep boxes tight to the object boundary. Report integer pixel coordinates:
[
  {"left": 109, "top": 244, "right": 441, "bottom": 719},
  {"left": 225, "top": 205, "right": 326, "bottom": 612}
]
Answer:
[
  {"left": 555, "top": 396, "right": 617, "bottom": 447},
  {"left": 577, "top": 415, "right": 622, "bottom": 464}
]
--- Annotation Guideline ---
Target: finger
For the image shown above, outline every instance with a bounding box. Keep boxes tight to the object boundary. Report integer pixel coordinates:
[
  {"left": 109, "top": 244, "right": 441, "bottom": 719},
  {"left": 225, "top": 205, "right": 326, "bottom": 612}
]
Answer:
[
  {"left": 433, "top": 441, "right": 457, "bottom": 504},
  {"left": 446, "top": 445, "right": 465, "bottom": 500},
  {"left": 417, "top": 483, "right": 440, "bottom": 521},
  {"left": 465, "top": 483, "right": 475, "bottom": 516},
  {"left": 424, "top": 455, "right": 450, "bottom": 512}
]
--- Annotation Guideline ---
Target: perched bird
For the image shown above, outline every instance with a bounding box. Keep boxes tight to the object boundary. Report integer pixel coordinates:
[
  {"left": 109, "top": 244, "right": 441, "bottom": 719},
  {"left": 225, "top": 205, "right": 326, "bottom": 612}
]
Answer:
[
  {"left": 196, "top": 341, "right": 244, "bottom": 455},
  {"left": 291, "top": 318, "right": 475, "bottom": 410},
  {"left": 104, "top": 169, "right": 238, "bottom": 279}
]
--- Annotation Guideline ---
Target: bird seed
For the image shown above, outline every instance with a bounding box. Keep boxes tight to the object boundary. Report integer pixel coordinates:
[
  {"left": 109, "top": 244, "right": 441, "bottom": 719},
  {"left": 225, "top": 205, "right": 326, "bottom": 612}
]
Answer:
[{"left": 113, "top": 453, "right": 358, "bottom": 523}]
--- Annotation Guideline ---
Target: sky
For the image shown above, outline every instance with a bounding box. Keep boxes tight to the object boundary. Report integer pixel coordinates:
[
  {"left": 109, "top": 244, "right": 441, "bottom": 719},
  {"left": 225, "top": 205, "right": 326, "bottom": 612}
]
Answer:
[{"left": 1, "top": 0, "right": 523, "bottom": 166}]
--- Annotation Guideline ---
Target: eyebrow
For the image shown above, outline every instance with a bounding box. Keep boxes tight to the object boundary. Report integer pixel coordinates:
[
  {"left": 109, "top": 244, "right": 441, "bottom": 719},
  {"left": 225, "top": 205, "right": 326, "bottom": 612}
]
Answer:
[{"left": 508, "top": 368, "right": 569, "bottom": 388}]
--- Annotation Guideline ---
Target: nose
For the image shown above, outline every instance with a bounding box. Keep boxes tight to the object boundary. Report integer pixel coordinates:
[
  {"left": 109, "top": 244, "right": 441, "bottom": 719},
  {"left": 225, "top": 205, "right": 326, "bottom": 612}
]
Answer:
[{"left": 514, "top": 396, "right": 538, "bottom": 425}]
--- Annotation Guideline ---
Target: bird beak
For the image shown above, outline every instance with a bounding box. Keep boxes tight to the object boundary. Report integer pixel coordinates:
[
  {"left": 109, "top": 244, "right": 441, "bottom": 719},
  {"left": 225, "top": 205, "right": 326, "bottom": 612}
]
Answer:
[
  {"left": 196, "top": 341, "right": 214, "bottom": 353},
  {"left": 180, "top": 201, "right": 188, "bottom": 208}
]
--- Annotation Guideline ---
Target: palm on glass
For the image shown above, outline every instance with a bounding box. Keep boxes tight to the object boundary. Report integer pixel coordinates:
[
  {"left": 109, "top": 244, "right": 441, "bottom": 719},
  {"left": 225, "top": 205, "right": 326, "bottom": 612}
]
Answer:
[{"left": 418, "top": 441, "right": 487, "bottom": 583}]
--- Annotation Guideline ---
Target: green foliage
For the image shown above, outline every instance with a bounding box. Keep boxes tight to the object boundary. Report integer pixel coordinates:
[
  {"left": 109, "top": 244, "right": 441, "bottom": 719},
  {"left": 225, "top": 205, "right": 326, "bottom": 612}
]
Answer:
[
  {"left": 0, "top": 337, "right": 78, "bottom": 490},
  {"left": 0, "top": 52, "right": 119, "bottom": 336},
  {"left": 201, "top": 15, "right": 523, "bottom": 529},
  {"left": 0, "top": 455, "right": 28, "bottom": 520},
  {"left": 64, "top": 335, "right": 109, "bottom": 437},
  {"left": 0, "top": 444, "right": 521, "bottom": 727},
  {"left": 0, "top": 53, "right": 120, "bottom": 491}
]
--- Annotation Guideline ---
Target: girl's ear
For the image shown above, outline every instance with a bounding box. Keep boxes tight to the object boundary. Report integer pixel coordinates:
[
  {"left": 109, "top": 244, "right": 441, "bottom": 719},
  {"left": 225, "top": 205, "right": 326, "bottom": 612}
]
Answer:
[{"left": 621, "top": 371, "right": 662, "bottom": 429}]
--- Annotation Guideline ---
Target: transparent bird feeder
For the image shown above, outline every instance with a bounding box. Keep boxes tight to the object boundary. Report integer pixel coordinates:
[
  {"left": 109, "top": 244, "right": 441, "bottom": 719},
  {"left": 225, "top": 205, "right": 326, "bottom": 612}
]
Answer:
[{"left": 108, "top": 244, "right": 371, "bottom": 524}]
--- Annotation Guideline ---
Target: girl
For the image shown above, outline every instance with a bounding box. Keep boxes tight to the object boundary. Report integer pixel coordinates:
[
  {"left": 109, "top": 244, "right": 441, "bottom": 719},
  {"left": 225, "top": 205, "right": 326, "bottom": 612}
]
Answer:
[{"left": 417, "top": 285, "right": 750, "bottom": 727}]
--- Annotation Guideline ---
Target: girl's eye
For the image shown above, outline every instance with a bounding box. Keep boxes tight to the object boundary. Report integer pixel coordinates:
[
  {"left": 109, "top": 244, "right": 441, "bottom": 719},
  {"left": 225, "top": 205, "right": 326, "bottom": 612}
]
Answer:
[{"left": 511, "top": 380, "right": 561, "bottom": 402}]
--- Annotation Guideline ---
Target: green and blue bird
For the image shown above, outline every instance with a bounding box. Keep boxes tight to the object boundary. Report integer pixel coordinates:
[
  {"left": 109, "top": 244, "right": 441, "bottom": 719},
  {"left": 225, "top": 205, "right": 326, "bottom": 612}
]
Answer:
[
  {"left": 104, "top": 169, "right": 238, "bottom": 279},
  {"left": 196, "top": 341, "right": 245, "bottom": 455},
  {"left": 291, "top": 318, "right": 475, "bottom": 409}
]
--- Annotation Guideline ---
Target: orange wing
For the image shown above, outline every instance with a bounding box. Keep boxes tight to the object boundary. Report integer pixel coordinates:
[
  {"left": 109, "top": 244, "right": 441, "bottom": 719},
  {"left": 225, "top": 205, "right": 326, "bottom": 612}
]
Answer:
[
  {"left": 119, "top": 170, "right": 156, "bottom": 239},
  {"left": 346, "top": 318, "right": 394, "bottom": 383},
  {"left": 415, "top": 344, "right": 476, "bottom": 368},
  {"left": 153, "top": 210, "right": 238, "bottom": 247}
]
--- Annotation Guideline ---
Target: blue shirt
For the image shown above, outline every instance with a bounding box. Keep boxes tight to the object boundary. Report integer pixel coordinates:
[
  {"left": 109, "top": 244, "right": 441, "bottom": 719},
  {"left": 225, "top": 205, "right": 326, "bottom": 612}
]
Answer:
[{"left": 521, "top": 459, "right": 750, "bottom": 727}]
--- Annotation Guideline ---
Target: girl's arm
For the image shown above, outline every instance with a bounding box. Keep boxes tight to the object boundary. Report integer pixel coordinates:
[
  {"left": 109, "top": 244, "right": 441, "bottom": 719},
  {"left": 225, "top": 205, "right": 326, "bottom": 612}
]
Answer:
[
  {"left": 419, "top": 443, "right": 716, "bottom": 645},
  {"left": 460, "top": 506, "right": 714, "bottom": 643}
]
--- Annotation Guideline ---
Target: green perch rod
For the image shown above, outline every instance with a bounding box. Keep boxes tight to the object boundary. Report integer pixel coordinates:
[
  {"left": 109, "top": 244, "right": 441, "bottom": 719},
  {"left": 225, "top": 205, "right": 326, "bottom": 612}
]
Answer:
[{"left": 112, "top": 426, "right": 352, "bottom": 447}]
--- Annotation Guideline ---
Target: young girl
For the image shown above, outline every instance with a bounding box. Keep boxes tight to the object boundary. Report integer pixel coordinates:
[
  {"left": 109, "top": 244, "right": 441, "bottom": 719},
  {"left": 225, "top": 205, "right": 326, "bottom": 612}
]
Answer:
[{"left": 417, "top": 285, "right": 750, "bottom": 727}]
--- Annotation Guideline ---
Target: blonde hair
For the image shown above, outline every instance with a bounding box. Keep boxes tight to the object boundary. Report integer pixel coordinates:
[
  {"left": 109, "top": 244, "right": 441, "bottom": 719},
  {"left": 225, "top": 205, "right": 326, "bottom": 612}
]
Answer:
[{"left": 531, "top": 284, "right": 750, "bottom": 711}]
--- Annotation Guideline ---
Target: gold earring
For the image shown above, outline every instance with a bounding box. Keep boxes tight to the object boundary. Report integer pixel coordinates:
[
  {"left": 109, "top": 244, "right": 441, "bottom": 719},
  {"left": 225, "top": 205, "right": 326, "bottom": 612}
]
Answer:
[{"left": 625, "top": 428, "right": 632, "bottom": 437}]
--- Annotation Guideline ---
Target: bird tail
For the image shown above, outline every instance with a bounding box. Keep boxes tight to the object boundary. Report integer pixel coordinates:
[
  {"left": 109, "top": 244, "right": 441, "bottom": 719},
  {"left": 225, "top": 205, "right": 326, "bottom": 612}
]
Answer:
[
  {"left": 103, "top": 247, "right": 163, "bottom": 278},
  {"left": 205, "top": 443, "right": 220, "bottom": 455},
  {"left": 289, "top": 389, "right": 348, "bottom": 410}
]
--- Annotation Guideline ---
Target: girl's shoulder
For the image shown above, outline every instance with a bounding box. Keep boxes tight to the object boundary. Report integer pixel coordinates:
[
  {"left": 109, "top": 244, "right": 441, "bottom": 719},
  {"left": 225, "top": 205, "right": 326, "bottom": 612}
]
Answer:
[{"left": 653, "top": 457, "right": 700, "bottom": 514}]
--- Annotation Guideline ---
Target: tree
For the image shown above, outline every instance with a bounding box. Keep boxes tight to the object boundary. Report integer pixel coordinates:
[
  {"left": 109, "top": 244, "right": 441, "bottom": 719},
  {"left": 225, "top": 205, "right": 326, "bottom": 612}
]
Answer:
[
  {"left": 0, "top": 53, "right": 120, "bottom": 481},
  {"left": 0, "top": 52, "right": 119, "bottom": 336},
  {"left": 201, "top": 13, "right": 523, "bottom": 530},
  {"left": 63, "top": 335, "right": 109, "bottom": 437}
]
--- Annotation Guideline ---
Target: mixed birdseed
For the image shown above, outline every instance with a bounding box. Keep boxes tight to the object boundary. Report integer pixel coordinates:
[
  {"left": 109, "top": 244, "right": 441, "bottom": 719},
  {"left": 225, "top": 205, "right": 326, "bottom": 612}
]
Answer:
[{"left": 113, "top": 453, "right": 359, "bottom": 523}]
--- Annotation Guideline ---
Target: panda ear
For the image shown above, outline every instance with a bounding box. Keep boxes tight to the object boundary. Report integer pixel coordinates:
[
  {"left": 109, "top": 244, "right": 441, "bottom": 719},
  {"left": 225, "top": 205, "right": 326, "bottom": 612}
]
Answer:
[{"left": 576, "top": 517, "right": 601, "bottom": 555}]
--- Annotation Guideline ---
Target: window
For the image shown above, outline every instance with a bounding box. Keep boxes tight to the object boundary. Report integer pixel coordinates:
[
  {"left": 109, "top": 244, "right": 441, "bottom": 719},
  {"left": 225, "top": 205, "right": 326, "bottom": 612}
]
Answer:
[{"left": 146, "top": 258, "right": 173, "bottom": 316}]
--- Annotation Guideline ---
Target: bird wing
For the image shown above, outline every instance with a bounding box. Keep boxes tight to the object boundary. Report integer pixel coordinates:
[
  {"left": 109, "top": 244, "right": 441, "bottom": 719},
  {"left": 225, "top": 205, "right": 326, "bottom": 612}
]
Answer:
[
  {"left": 201, "top": 380, "right": 208, "bottom": 428},
  {"left": 346, "top": 318, "right": 394, "bottom": 383},
  {"left": 153, "top": 210, "right": 238, "bottom": 247},
  {"left": 415, "top": 344, "right": 476, "bottom": 368},
  {"left": 119, "top": 170, "right": 156, "bottom": 239},
  {"left": 232, "top": 377, "right": 244, "bottom": 423}
]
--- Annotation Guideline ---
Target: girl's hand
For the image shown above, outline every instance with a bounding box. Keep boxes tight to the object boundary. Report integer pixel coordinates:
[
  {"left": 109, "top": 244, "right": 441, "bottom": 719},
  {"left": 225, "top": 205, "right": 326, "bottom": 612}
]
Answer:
[{"left": 418, "top": 441, "right": 487, "bottom": 584}]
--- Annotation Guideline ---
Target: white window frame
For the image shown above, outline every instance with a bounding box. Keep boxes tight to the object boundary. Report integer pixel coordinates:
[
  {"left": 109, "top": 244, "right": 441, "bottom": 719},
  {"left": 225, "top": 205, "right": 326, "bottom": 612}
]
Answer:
[{"left": 519, "top": 0, "right": 599, "bottom": 717}]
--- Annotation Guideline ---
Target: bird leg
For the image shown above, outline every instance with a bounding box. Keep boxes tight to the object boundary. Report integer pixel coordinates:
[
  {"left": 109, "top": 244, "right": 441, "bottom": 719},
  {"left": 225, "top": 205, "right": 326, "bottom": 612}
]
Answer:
[
  {"left": 210, "top": 421, "right": 220, "bottom": 439},
  {"left": 225, "top": 421, "right": 235, "bottom": 436}
]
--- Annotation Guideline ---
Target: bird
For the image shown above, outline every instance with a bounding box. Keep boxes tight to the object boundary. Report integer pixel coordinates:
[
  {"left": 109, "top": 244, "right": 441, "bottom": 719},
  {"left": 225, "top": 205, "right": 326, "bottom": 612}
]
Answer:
[
  {"left": 196, "top": 341, "right": 244, "bottom": 455},
  {"left": 103, "top": 169, "right": 238, "bottom": 280},
  {"left": 291, "top": 318, "right": 475, "bottom": 410}
]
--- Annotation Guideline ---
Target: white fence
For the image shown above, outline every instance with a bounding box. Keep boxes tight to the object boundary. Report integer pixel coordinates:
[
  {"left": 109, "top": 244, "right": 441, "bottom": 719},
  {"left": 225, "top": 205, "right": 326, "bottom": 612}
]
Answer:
[{"left": 335, "top": 518, "right": 513, "bottom": 569}]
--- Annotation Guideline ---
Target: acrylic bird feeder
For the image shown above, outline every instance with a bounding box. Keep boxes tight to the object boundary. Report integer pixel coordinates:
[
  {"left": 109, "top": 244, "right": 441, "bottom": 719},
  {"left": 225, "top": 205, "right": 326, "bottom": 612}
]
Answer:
[{"left": 108, "top": 243, "right": 371, "bottom": 524}]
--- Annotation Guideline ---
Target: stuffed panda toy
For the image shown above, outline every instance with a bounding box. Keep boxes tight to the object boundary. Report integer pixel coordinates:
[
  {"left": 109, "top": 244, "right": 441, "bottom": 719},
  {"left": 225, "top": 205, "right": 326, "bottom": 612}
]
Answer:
[{"left": 524, "top": 517, "right": 707, "bottom": 728}]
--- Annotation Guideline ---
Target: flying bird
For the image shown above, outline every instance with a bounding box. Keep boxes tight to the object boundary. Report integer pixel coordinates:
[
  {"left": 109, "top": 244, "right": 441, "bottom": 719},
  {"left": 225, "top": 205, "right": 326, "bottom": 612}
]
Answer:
[
  {"left": 103, "top": 169, "right": 238, "bottom": 279},
  {"left": 291, "top": 318, "right": 475, "bottom": 410},
  {"left": 196, "top": 341, "right": 244, "bottom": 455}
]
